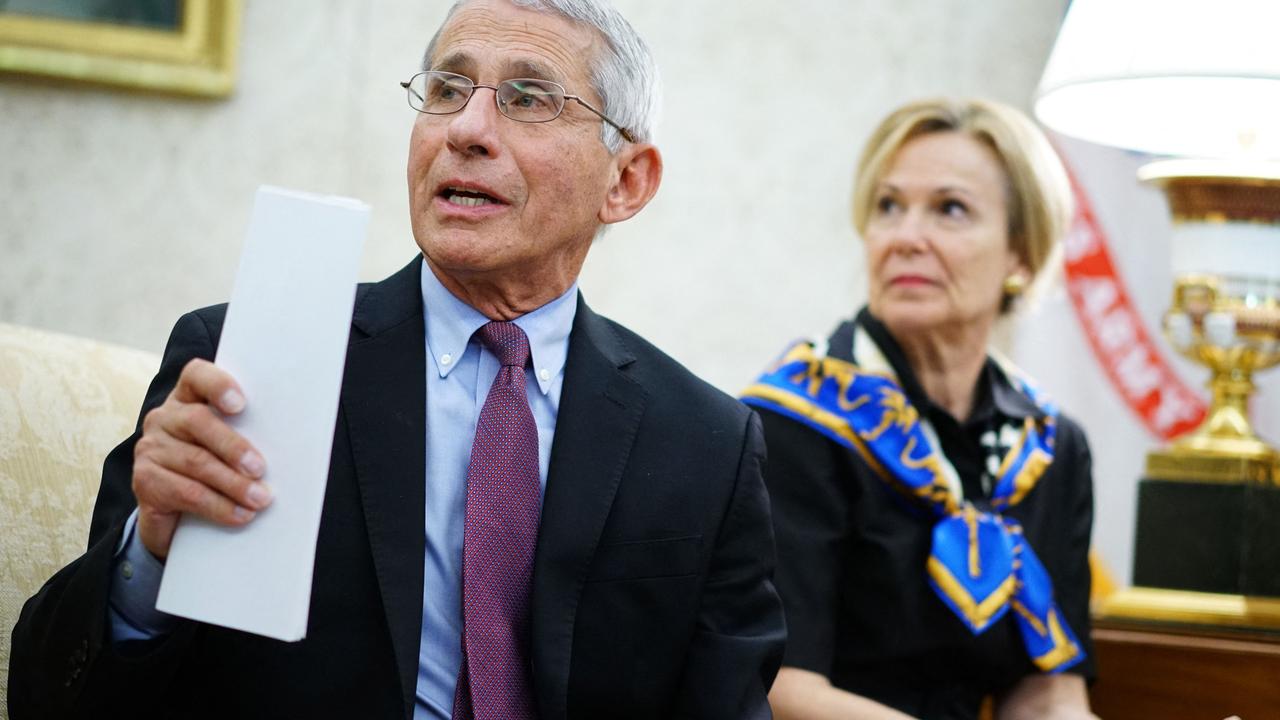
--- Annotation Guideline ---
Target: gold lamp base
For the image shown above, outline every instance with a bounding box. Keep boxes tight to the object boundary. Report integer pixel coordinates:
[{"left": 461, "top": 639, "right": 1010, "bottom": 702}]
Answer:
[
  {"left": 1099, "top": 586, "right": 1280, "bottom": 632},
  {"left": 1130, "top": 162, "right": 1280, "bottom": 604},
  {"left": 1143, "top": 365, "right": 1279, "bottom": 483},
  {"left": 1138, "top": 162, "right": 1280, "bottom": 486},
  {"left": 1146, "top": 442, "right": 1280, "bottom": 485}
]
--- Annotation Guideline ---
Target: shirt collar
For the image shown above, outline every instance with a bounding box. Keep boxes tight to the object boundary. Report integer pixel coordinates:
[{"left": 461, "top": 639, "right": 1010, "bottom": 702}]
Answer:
[{"left": 420, "top": 257, "right": 578, "bottom": 396}]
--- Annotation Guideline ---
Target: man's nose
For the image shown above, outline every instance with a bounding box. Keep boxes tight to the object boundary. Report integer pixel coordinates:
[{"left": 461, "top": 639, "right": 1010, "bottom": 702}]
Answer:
[{"left": 446, "top": 87, "right": 502, "bottom": 158}]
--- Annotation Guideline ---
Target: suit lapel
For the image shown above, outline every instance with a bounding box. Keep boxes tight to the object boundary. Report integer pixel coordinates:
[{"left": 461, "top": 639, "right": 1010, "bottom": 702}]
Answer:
[
  {"left": 341, "top": 258, "right": 427, "bottom": 720},
  {"left": 531, "top": 298, "right": 648, "bottom": 720}
]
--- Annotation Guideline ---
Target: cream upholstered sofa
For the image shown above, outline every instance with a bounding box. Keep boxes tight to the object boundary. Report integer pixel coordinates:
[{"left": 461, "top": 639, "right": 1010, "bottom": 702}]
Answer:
[{"left": 0, "top": 322, "right": 159, "bottom": 717}]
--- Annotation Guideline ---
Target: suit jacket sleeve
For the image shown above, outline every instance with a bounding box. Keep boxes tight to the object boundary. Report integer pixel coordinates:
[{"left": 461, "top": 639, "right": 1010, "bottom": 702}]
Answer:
[
  {"left": 671, "top": 411, "right": 786, "bottom": 720},
  {"left": 755, "top": 407, "right": 849, "bottom": 677},
  {"left": 8, "top": 310, "right": 218, "bottom": 719}
]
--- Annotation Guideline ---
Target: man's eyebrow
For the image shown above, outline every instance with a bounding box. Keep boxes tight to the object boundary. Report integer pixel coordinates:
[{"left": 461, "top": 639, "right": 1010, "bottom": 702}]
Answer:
[
  {"left": 508, "top": 59, "right": 561, "bottom": 82},
  {"left": 429, "top": 54, "right": 565, "bottom": 84},
  {"left": 432, "top": 52, "right": 473, "bottom": 74}
]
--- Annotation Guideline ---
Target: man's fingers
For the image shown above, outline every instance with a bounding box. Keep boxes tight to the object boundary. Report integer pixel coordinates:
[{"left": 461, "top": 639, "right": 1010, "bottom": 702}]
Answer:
[
  {"left": 135, "top": 457, "right": 260, "bottom": 527},
  {"left": 135, "top": 430, "right": 273, "bottom": 512},
  {"left": 132, "top": 359, "right": 270, "bottom": 561},
  {"left": 166, "top": 360, "right": 265, "bottom": 477},
  {"left": 177, "top": 404, "right": 264, "bottom": 476},
  {"left": 171, "top": 358, "right": 246, "bottom": 414},
  {"left": 134, "top": 457, "right": 259, "bottom": 558},
  {"left": 165, "top": 402, "right": 266, "bottom": 478}
]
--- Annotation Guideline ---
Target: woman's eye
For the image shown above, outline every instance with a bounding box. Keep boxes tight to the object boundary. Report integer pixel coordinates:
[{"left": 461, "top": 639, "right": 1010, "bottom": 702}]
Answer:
[
  {"left": 940, "top": 199, "right": 968, "bottom": 218},
  {"left": 875, "top": 196, "right": 899, "bottom": 214}
]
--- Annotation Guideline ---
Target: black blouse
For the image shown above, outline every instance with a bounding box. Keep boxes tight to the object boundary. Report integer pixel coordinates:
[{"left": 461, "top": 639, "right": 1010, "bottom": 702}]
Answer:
[{"left": 758, "top": 309, "right": 1095, "bottom": 720}]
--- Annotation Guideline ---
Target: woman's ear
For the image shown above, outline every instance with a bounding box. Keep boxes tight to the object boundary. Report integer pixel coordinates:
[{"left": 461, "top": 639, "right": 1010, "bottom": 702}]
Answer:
[
  {"left": 1005, "top": 244, "right": 1032, "bottom": 284},
  {"left": 599, "top": 143, "right": 663, "bottom": 226}
]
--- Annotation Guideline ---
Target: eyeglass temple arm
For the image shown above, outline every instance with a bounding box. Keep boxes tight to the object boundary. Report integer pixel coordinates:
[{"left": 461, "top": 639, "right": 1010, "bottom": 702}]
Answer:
[
  {"left": 566, "top": 94, "right": 637, "bottom": 144},
  {"left": 399, "top": 80, "right": 426, "bottom": 105}
]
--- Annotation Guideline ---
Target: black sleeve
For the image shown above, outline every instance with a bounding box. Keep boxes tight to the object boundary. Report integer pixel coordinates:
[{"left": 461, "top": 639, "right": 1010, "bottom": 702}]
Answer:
[
  {"left": 1050, "top": 417, "right": 1097, "bottom": 681},
  {"left": 672, "top": 411, "right": 787, "bottom": 720},
  {"left": 756, "top": 407, "right": 851, "bottom": 677},
  {"left": 7, "top": 309, "right": 219, "bottom": 719}
]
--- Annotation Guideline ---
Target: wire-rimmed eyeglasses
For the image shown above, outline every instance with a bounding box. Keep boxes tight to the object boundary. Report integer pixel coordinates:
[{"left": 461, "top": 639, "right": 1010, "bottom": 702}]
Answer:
[{"left": 400, "top": 70, "right": 637, "bottom": 144}]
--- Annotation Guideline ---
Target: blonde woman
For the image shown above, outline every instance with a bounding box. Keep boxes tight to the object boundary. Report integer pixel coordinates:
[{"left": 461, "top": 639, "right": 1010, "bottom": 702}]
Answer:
[{"left": 745, "top": 99, "right": 1097, "bottom": 720}]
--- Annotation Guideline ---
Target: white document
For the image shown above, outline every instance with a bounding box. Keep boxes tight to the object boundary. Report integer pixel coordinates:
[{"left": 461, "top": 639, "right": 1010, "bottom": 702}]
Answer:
[{"left": 155, "top": 185, "right": 369, "bottom": 641}]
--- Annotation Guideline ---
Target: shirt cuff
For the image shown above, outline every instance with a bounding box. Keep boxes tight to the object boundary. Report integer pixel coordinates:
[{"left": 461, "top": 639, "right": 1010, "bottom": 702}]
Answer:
[{"left": 107, "top": 509, "right": 178, "bottom": 642}]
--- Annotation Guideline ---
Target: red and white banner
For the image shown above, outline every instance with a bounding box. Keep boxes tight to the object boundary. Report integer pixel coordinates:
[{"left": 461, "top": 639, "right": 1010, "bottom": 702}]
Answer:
[{"left": 1059, "top": 160, "right": 1206, "bottom": 441}]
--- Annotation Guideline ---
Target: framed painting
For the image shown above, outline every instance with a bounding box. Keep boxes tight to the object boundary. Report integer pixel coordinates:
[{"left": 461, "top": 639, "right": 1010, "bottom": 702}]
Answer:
[{"left": 0, "top": 0, "right": 242, "bottom": 97}]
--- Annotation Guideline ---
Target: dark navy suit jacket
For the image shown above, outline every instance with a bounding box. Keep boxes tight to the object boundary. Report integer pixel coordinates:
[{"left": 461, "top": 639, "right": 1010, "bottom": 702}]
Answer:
[{"left": 9, "top": 258, "right": 785, "bottom": 719}]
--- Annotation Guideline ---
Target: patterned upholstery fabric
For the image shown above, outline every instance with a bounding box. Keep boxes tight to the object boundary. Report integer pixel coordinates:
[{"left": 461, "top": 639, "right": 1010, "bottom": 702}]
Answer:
[{"left": 0, "top": 323, "right": 158, "bottom": 713}]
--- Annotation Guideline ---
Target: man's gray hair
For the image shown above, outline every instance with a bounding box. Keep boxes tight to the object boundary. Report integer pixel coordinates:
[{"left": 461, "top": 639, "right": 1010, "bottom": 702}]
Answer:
[{"left": 422, "top": 0, "right": 661, "bottom": 154}]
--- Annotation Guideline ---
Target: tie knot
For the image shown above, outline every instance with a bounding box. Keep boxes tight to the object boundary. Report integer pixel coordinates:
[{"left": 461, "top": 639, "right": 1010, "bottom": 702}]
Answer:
[{"left": 476, "top": 321, "right": 531, "bottom": 368}]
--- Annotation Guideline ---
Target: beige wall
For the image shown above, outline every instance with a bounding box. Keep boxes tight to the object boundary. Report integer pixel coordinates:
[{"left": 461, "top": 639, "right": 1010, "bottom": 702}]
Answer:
[
  {"left": 0, "top": 0, "right": 1104, "bottom": 564},
  {"left": 0, "top": 0, "right": 1068, "bottom": 391},
  {"left": 13, "top": 0, "right": 1166, "bottom": 594}
]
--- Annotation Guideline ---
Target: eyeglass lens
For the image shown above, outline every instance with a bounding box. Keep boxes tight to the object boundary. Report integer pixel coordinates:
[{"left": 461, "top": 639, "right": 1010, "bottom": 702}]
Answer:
[{"left": 407, "top": 72, "right": 566, "bottom": 123}]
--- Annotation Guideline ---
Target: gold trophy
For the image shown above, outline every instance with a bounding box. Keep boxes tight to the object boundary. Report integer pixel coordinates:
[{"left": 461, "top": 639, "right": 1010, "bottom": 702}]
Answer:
[
  {"left": 1141, "top": 160, "right": 1280, "bottom": 485},
  {"left": 1103, "top": 160, "right": 1280, "bottom": 629}
]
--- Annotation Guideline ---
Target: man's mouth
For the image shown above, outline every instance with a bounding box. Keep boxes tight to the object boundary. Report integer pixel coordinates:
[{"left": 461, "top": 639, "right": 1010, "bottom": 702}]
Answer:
[{"left": 440, "top": 186, "right": 504, "bottom": 207}]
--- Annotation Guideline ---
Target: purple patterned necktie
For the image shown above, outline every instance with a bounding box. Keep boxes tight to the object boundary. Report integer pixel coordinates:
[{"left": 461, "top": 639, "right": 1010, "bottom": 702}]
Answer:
[{"left": 453, "top": 321, "right": 540, "bottom": 720}]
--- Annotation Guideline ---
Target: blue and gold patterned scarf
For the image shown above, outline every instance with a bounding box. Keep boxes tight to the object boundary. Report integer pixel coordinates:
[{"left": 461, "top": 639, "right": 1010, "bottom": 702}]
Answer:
[{"left": 742, "top": 329, "right": 1084, "bottom": 673}]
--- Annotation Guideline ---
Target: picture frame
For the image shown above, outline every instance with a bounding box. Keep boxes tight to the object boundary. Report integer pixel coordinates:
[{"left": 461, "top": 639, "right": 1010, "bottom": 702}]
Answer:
[{"left": 0, "top": 0, "right": 242, "bottom": 98}]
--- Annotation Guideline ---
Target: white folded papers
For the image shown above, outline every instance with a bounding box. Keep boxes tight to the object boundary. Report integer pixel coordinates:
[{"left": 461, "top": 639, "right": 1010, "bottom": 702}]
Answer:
[{"left": 155, "top": 185, "right": 369, "bottom": 641}]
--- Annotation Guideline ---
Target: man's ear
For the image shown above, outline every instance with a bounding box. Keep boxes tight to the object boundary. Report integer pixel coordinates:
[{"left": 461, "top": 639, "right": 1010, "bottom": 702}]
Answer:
[{"left": 599, "top": 143, "right": 663, "bottom": 226}]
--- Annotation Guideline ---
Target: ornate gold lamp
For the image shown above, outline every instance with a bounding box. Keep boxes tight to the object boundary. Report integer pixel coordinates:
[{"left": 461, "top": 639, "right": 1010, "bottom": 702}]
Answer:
[
  {"left": 1143, "top": 161, "right": 1280, "bottom": 485},
  {"left": 1034, "top": 0, "right": 1280, "bottom": 627}
]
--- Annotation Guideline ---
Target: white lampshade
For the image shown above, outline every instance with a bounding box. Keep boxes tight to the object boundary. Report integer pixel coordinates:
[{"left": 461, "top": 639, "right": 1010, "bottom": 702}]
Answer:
[{"left": 1034, "top": 0, "right": 1280, "bottom": 159}]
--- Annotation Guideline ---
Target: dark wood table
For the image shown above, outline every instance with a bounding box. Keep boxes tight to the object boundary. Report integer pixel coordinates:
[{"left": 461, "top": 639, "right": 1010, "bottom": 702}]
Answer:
[{"left": 1089, "top": 618, "right": 1280, "bottom": 719}]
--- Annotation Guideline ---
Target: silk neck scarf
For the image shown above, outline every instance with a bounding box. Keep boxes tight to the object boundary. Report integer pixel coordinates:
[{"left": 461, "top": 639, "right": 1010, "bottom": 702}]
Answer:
[{"left": 743, "top": 327, "right": 1084, "bottom": 673}]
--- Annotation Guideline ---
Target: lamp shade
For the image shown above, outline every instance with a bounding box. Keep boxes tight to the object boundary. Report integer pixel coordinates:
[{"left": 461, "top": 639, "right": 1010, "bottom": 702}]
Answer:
[{"left": 1034, "top": 0, "right": 1280, "bottom": 159}]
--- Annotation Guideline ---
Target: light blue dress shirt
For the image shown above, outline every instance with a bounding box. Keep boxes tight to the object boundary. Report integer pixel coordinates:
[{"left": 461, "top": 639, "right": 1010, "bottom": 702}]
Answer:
[
  {"left": 107, "top": 258, "right": 577, "bottom": 720},
  {"left": 414, "top": 261, "right": 575, "bottom": 718}
]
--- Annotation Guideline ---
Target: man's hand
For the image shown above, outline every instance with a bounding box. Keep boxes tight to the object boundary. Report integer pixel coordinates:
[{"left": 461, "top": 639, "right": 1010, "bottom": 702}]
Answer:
[{"left": 132, "top": 358, "right": 272, "bottom": 559}]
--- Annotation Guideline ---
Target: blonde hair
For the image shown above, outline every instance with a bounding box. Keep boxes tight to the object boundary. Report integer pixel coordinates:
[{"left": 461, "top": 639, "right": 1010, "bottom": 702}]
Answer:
[{"left": 851, "top": 98, "right": 1073, "bottom": 313}]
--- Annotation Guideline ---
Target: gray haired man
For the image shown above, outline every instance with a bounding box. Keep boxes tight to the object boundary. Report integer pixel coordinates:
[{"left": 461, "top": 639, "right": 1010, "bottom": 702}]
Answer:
[{"left": 8, "top": 1, "right": 785, "bottom": 718}]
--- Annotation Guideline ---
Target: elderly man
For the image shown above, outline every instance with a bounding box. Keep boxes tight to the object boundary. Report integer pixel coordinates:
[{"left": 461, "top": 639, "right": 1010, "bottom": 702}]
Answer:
[{"left": 7, "top": 1, "right": 784, "bottom": 718}]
